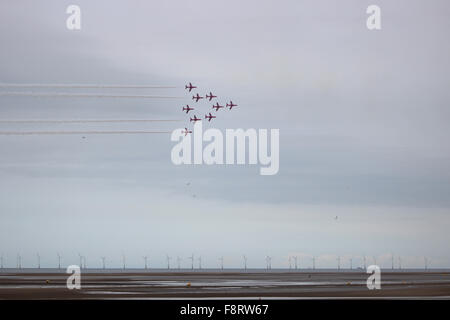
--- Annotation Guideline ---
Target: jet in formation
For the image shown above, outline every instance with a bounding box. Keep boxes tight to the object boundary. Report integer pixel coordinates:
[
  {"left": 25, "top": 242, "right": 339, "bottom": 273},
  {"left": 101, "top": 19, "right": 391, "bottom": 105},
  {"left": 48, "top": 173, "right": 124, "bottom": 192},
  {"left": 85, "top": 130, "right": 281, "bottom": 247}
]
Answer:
[
  {"left": 212, "top": 102, "right": 224, "bottom": 111},
  {"left": 205, "top": 113, "right": 216, "bottom": 122},
  {"left": 205, "top": 92, "right": 217, "bottom": 101},
  {"left": 192, "top": 93, "right": 203, "bottom": 102},
  {"left": 185, "top": 82, "right": 197, "bottom": 92},
  {"left": 190, "top": 115, "right": 202, "bottom": 122},
  {"left": 182, "top": 105, "right": 194, "bottom": 113},
  {"left": 182, "top": 128, "right": 192, "bottom": 136},
  {"left": 226, "top": 101, "right": 237, "bottom": 110}
]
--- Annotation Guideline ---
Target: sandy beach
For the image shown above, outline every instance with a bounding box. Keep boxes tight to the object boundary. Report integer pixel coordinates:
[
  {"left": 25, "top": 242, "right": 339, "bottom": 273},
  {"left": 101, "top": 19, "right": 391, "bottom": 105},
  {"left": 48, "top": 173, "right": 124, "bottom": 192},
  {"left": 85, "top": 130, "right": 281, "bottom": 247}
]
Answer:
[{"left": 1, "top": 269, "right": 449, "bottom": 299}]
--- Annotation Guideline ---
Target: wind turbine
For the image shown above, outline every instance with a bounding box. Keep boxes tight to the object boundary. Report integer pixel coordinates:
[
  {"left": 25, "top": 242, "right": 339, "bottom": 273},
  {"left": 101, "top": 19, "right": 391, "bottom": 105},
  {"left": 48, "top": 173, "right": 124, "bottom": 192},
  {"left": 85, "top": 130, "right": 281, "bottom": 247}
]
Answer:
[
  {"left": 265, "top": 256, "right": 272, "bottom": 270},
  {"left": 424, "top": 257, "right": 428, "bottom": 271},
  {"left": 17, "top": 254, "right": 21, "bottom": 269},
  {"left": 57, "top": 253, "right": 61, "bottom": 270},
  {"left": 349, "top": 257, "right": 353, "bottom": 270},
  {"left": 177, "top": 256, "right": 181, "bottom": 269},
  {"left": 391, "top": 254, "right": 394, "bottom": 270},
  {"left": 398, "top": 256, "right": 402, "bottom": 270},
  {"left": 243, "top": 255, "right": 247, "bottom": 271},
  {"left": 219, "top": 256, "right": 224, "bottom": 270},
  {"left": 101, "top": 257, "right": 106, "bottom": 270},
  {"left": 289, "top": 256, "right": 292, "bottom": 270},
  {"left": 143, "top": 256, "right": 148, "bottom": 270},
  {"left": 188, "top": 254, "right": 194, "bottom": 270},
  {"left": 363, "top": 255, "right": 367, "bottom": 269},
  {"left": 373, "top": 256, "right": 377, "bottom": 266},
  {"left": 122, "top": 254, "right": 126, "bottom": 270},
  {"left": 78, "top": 253, "right": 83, "bottom": 269},
  {"left": 294, "top": 256, "right": 298, "bottom": 270},
  {"left": 312, "top": 256, "right": 315, "bottom": 270},
  {"left": 37, "top": 253, "right": 41, "bottom": 269},
  {"left": 337, "top": 256, "right": 340, "bottom": 271},
  {"left": 166, "top": 255, "right": 172, "bottom": 269},
  {"left": 197, "top": 256, "right": 202, "bottom": 269}
]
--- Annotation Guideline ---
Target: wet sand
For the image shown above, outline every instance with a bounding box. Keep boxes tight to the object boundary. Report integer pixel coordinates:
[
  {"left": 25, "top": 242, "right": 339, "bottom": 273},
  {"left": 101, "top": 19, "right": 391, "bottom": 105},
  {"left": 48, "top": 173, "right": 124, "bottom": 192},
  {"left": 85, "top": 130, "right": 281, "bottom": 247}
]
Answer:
[{"left": 1, "top": 270, "right": 450, "bottom": 299}]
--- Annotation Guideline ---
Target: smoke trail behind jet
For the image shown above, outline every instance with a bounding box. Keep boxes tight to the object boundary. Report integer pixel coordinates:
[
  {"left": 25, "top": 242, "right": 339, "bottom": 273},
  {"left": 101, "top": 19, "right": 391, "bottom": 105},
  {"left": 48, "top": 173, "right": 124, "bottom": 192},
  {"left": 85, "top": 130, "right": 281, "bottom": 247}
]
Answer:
[
  {"left": 0, "top": 130, "right": 171, "bottom": 135},
  {"left": 0, "top": 83, "right": 177, "bottom": 89},
  {"left": 0, "top": 92, "right": 183, "bottom": 99},
  {"left": 0, "top": 119, "right": 181, "bottom": 123}
]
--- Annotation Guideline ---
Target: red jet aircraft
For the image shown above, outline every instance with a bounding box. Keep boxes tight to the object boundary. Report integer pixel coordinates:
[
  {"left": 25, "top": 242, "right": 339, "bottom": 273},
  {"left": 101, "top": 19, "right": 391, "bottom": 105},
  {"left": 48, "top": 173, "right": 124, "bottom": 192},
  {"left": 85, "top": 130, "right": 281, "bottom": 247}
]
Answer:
[
  {"left": 182, "top": 105, "right": 194, "bottom": 113},
  {"left": 190, "top": 115, "right": 202, "bottom": 122},
  {"left": 185, "top": 82, "right": 197, "bottom": 92},
  {"left": 192, "top": 93, "right": 203, "bottom": 102},
  {"left": 212, "top": 102, "right": 224, "bottom": 111},
  {"left": 182, "top": 128, "right": 192, "bottom": 136},
  {"left": 226, "top": 101, "right": 237, "bottom": 110},
  {"left": 205, "top": 113, "right": 216, "bottom": 122},
  {"left": 205, "top": 92, "right": 217, "bottom": 101}
]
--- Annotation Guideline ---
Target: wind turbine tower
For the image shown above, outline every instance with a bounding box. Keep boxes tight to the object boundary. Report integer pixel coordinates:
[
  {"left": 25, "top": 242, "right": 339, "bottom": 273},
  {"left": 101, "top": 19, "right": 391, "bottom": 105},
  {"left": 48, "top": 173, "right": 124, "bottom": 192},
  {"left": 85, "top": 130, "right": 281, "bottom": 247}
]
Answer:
[
  {"left": 143, "top": 256, "right": 148, "bottom": 270},
  {"left": 57, "top": 253, "right": 61, "bottom": 270},
  {"left": 188, "top": 254, "right": 194, "bottom": 270},
  {"left": 265, "top": 256, "right": 272, "bottom": 270},
  {"left": 197, "top": 256, "right": 202, "bottom": 269},
  {"left": 166, "top": 255, "right": 172, "bottom": 269},
  {"left": 177, "top": 256, "right": 181, "bottom": 269},
  {"left": 294, "top": 256, "right": 298, "bottom": 270},
  {"left": 101, "top": 257, "right": 106, "bottom": 270},
  {"left": 337, "top": 256, "right": 340, "bottom": 271},
  {"left": 122, "top": 254, "right": 126, "bottom": 270},
  {"left": 37, "top": 253, "right": 41, "bottom": 269},
  {"left": 243, "top": 255, "right": 247, "bottom": 270},
  {"left": 219, "top": 256, "right": 224, "bottom": 270}
]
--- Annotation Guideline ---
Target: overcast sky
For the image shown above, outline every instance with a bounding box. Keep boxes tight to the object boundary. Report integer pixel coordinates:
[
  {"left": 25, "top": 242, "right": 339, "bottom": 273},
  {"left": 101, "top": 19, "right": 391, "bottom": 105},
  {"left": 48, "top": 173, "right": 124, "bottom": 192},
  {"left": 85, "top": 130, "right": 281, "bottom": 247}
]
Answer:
[{"left": 0, "top": 0, "right": 449, "bottom": 269}]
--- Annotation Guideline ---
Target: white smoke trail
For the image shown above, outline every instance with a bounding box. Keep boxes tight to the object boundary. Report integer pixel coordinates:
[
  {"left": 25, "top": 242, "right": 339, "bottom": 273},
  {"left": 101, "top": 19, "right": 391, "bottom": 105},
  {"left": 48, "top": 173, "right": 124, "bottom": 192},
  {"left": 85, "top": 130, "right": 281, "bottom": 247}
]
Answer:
[
  {"left": 0, "top": 131, "right": 171, "bottom": 135},
  {"left": 0, "top": 119, "right": 181, "bottom": 123},
  {"left": 0, "top": 83, "right": 177, "bottom": 88},
  {"left": 0, "top": 92, "right": 183, "bottom": 99}
]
